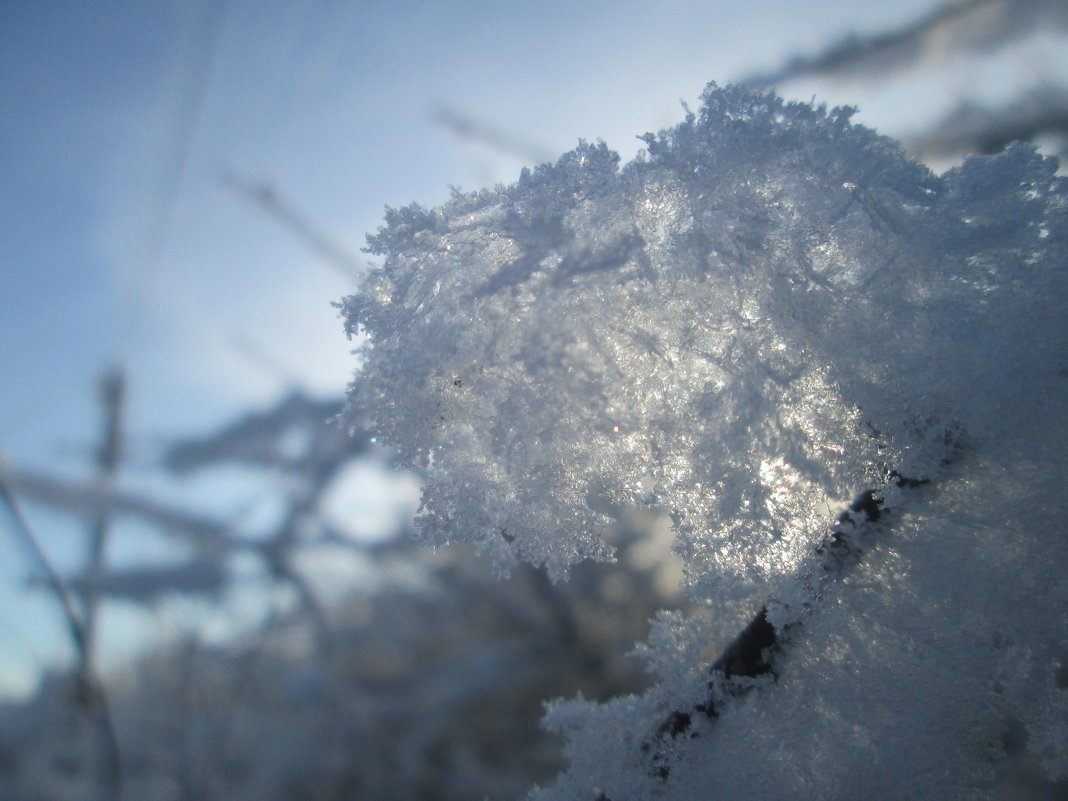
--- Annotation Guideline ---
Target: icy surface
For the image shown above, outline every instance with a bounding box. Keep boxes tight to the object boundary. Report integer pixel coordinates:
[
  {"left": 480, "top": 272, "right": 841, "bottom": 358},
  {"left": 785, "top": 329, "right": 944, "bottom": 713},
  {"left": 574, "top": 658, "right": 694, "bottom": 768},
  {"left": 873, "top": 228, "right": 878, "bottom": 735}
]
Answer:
[{"left": 342, "top": 84, "right": 1068, "bottom": 798}]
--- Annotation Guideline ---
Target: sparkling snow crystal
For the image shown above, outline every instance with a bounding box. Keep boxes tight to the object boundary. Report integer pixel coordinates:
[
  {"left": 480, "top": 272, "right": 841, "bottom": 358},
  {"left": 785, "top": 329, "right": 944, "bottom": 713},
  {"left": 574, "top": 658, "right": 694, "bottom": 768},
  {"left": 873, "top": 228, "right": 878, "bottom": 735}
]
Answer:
[
  {"left": 342, "top": 84, "right": 1068, "bottom": 799},
  {"left": 343, "top": 85, "right": 1063, "bottom": 585}
]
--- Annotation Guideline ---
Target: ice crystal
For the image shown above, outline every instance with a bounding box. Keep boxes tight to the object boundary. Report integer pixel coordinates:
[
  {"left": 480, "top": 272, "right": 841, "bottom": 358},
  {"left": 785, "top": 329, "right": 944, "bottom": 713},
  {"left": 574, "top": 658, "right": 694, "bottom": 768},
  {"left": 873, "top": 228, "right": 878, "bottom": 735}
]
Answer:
[
  {"left": 343, "top": 84, "right": 1064, "bottom": 587},
  {"left": 342, "top": 83, "right": 1068, "bottom": 799}
]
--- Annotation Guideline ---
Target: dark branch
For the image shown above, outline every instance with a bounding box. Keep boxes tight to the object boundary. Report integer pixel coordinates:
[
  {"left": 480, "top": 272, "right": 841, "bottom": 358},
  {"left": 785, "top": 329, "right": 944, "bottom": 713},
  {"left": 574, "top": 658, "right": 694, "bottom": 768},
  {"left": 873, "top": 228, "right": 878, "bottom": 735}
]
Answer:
[{"left": 635, "top": 471, "right": 930, "bottom": 787}]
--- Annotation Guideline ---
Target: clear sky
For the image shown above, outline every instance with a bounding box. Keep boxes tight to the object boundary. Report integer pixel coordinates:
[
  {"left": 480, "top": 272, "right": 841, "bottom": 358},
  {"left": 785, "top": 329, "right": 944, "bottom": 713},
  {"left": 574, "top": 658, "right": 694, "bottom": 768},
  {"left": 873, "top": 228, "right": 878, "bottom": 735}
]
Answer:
[{"left": 1, "top": 0, "right": 1060, "bottom": 696}]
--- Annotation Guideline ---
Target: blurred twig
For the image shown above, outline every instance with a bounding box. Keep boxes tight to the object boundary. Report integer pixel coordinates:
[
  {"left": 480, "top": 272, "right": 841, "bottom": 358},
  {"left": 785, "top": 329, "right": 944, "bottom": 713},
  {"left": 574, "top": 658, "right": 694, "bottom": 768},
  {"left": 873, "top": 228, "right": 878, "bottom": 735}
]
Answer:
[
  {"left": 742, "top": 0, "right": 1068, "bottom": 87},
  {"left": 432, "top": 105, "right": 556, "bottom": 165},
  {"left": 0, "top": 476, "right": 89, "bottom": 663},
  {"left": 906, "top": 87, "right": 1068, "bottom": 160},
  {"left": 0, "top": 473, "right": 123, "bottom": 800},
  {"left": 219, "top": 167, "right": 367, "bottom": 281},
  {"left": 5, "top": 467, "right": 232, "bottom": 550},
  {"left": 83, "top": 369, "right": 125, "bottom": 668}
]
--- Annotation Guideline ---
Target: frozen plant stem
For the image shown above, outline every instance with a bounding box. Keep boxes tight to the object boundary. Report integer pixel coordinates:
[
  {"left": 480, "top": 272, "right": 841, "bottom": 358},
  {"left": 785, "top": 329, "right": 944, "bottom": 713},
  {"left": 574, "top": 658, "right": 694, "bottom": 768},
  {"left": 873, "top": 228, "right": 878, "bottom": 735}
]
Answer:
[{"left": 639, "top": 474, "right": 928, "bottom": 786}]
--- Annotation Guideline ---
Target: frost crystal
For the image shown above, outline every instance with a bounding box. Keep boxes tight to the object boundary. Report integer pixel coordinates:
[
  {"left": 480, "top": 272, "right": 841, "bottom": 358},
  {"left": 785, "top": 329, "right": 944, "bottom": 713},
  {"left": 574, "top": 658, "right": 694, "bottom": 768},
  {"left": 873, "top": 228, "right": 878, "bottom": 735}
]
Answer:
[
  {"left": 343, "top": 84, "right": 1064, "bottom": 587},
  {"left": 343, "top": 84, "right": 1068, "bottom": 799}
]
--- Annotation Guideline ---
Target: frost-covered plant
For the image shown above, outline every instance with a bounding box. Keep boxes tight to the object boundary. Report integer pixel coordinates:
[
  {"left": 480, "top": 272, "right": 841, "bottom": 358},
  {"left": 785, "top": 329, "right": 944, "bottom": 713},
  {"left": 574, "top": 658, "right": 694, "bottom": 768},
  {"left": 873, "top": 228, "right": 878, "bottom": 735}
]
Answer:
[{"left": 341, "top": 84, "right": 1068, "bottom": 799}]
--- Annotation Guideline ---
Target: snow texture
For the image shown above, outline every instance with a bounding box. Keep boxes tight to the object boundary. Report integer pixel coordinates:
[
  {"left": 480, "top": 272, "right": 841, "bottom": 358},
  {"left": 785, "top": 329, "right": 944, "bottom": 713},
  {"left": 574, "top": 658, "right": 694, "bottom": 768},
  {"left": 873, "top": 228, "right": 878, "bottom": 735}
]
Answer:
[{"left": 342, "top": 84, "right": 1068, "bottom": 799}]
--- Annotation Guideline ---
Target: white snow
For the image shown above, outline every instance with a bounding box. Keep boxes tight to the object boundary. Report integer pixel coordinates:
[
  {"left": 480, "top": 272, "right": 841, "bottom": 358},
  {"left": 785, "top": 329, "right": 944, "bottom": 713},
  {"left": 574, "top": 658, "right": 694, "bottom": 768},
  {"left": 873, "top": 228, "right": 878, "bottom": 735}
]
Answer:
[{"left": 342, "top": 83, "right": 1068, "bottom": 800}]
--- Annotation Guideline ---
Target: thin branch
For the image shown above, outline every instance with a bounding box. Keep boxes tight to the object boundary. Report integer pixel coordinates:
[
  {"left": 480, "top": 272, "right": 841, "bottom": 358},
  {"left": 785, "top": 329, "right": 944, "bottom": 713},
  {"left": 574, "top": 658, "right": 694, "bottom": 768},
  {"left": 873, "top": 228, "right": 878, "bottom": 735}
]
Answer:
[
  {"left": 906, "top": 88, "right": 1068, "bottom": 161},
  {"left": 0, "top": 475, "right": 88, "bottom": 660},
  {"left": 56, "top": 558, "right": 228, "bottom": 604},
  {"left": 4, "top": 467, "right": 232, "bottom": 549},
  {"left": 432, "top": 105, "right": 556, "bottom": 165},
  {"left": 83, "top": 368, "right": 126, "bottom": 666},
  {"left": 636, "top": 473, "right": 931, "bottom": 788},
  {"left": 219, "top": 167, "right": 368, "bottom": 281},
  {"left": 0, "top": 474, "right": 123, "bottom": 799},
  {"left": 741, "top": 0, "right": 1066, "bottom": 87}
]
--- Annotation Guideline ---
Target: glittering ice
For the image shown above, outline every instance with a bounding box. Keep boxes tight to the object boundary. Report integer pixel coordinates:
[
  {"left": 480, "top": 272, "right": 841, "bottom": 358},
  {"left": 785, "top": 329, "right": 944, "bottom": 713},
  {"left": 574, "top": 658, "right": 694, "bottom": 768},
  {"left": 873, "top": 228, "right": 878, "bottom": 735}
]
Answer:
[
  {"left": 343, "top": 85, "right": 1064, "bottom": 589},
  {"left": 341, "top": 84, "right": 1068, "bottom": 799}
]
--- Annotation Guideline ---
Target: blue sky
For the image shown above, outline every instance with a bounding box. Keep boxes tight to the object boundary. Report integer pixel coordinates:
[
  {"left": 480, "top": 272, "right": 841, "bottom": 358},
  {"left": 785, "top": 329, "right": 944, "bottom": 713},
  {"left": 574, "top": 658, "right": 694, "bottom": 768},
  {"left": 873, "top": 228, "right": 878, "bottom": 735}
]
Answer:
[{"left": 4, "top": 0, "right": 1059, "bottom": 696}]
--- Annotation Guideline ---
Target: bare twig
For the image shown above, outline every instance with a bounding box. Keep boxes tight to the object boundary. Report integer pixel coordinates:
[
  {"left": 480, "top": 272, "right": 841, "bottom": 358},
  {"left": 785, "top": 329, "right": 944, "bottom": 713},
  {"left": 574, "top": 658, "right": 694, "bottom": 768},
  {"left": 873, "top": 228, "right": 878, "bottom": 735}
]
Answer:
[
  {"left": 0, "top": 475, "right": 88, "bottom": 660},
  {"left": 906, "top": 88, "right": 1068, "bottom": 161},
  {"left": 4, "top": 467, "right": 232, "bottom": 549},
  {"left": 83, "top": 369, "right": 125, "bottom": 666},
  {"left": 219, "top": 167, "right": 367, "bottom": 281},
  {"left": 432, "top": 105, "right": 556, "bottom": 165},
  {"left": 741, "top": 0, "right": 1068, "bottom": 87},
  {"left": 0, "top": 474, "right": 123, "bottom": 800}
]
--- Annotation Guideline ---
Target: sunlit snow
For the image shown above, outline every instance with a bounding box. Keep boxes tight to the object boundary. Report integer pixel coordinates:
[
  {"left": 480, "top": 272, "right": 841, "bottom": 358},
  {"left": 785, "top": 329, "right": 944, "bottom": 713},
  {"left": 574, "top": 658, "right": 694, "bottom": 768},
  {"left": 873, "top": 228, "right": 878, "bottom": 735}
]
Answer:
[{"left": 342, "top": 84, "right": 1067, "bottom": 800}]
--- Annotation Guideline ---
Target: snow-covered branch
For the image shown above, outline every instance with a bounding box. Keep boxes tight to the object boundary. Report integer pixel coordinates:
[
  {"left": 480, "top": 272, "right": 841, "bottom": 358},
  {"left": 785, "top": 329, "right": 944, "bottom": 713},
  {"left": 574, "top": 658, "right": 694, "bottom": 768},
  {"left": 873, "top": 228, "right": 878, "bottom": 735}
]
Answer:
[{"left": 342, "top": 83, "right": 1068, "bottom": 799}]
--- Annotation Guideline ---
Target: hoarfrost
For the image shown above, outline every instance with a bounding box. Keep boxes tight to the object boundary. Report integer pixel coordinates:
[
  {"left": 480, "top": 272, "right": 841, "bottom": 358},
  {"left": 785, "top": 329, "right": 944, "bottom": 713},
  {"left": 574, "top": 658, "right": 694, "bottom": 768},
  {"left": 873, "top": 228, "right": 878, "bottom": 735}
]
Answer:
[
  {"left": 342, "top": 84, "right": 1068, "bottom": 798},
  {"left": 344, "top": 84, "right": 1063, "bottom": 585}
]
